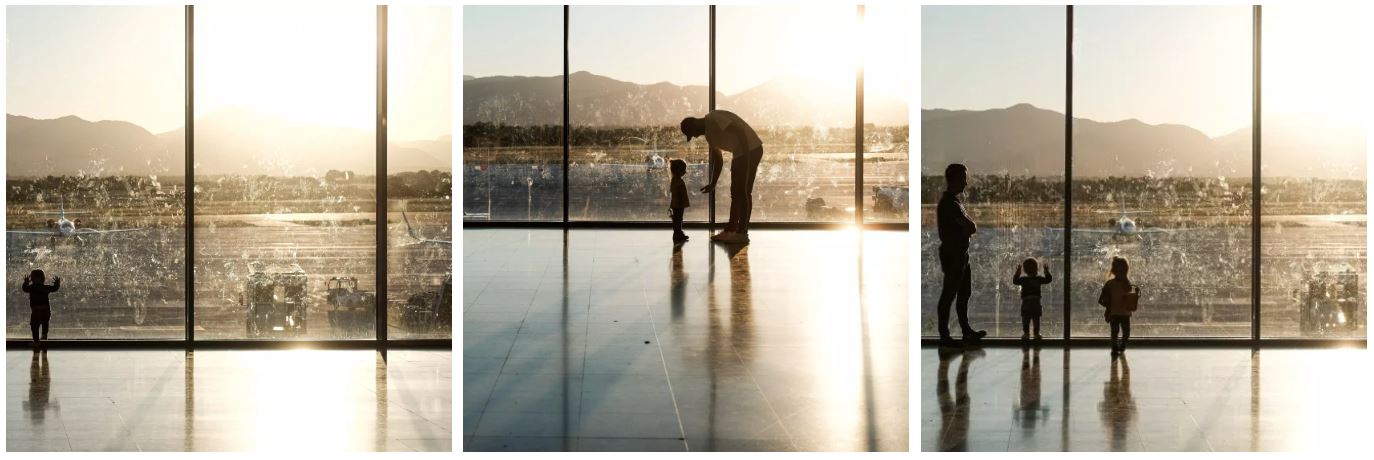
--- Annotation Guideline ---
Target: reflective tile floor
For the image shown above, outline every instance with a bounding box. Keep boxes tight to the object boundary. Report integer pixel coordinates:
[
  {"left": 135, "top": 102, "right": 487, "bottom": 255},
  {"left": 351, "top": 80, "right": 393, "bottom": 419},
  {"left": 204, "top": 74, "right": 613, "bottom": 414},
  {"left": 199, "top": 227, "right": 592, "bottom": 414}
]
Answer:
[
  {"left": 920, "top": 346, "right": 1370, "bottom": 451},
  {"left": 464, "top": 229, "right": 909, "bottom": 451},
  {"left": 7, "top": 349, "right": 451, "bottom": 451}
]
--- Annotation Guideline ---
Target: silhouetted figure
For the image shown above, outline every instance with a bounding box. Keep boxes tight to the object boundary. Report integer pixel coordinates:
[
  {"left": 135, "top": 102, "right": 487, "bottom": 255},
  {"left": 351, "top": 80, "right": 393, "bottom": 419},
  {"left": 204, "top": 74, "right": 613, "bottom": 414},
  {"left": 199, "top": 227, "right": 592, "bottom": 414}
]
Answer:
[
  {"left": 1097, "top": 257, "right": 1139, "bottom": 356},
  {"left": 1098, "top": 355, "right": 1136, "bottom": 451},
  {"left": 681, "top": 110, "right": 764, "bottom": 244},
  {"left": 936, "top": 347, "right": 983, "bottom": 451},
  {"left": 21, "top": 269, "right": 61, "bottom": 346},
  {"left": 668, "top": 158, "right": 691, "bottom": 242},
  {"left": 1013, "top": 258, "right": 1053, "bottom": 340},
  {"left": 1014, "top": 347, "right": 1048, "bottom": 435},
  {"left": 935, "top": 164, "right": 986, "bottom": 346}
]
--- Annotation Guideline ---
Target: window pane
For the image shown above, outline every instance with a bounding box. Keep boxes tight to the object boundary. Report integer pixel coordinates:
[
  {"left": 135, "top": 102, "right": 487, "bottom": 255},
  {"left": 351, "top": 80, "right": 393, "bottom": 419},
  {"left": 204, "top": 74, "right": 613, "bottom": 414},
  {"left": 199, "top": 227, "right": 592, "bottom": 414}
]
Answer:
[
  {"left": 1072, "top": 6, "right": 1252, "bottom": 337},
  {"left": 568, "top": 6, "right": 708, "bottom": 221},
  {"left": 717, "top": 5, "right": 856, "bottom": 222},
  {"left": 193, "top": 5, "right": 376, "bottom": 339},
  {"left": 6, "top": 6, "right": 186, "bottom": 339},
  {"left": 389, "top": 5, "right": 453, "bottom": 339},
  {"left": 920, "top": 6, "right": 1066, "bottom": 338},
  {"left": 1260, "top": 6, "right": 1367, "bottom": 338},
  {"left": 462, "top": 6, "right": 563, "bottom": 221},
  {"left": 863, "top": 4, "right": 912, "bottom": 224}
]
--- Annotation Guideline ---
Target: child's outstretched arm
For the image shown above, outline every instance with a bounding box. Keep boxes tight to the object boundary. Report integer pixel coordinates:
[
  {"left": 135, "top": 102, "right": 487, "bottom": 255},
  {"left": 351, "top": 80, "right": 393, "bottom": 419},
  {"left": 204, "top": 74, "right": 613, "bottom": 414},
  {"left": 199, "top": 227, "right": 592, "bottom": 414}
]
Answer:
[
  {"left": 51, "top": 277, "right": 60, "bottom": 292},
  {"left": 22, "top": 276, "right": 32, "bottom": 293},
  {"left": 1012, "top": 265, "right": 1024, "bottom": 285}
]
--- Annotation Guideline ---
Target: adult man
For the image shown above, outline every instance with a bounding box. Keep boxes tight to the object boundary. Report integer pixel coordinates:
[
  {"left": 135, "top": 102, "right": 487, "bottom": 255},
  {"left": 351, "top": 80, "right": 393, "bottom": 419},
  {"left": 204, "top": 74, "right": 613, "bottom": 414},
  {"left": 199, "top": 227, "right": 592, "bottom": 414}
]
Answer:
[
  {"left": 681, "top": 110, "right": 764, "bottom": 244},
  {"left": 937, "top": 164, "right": 987, "bottom": 346}
]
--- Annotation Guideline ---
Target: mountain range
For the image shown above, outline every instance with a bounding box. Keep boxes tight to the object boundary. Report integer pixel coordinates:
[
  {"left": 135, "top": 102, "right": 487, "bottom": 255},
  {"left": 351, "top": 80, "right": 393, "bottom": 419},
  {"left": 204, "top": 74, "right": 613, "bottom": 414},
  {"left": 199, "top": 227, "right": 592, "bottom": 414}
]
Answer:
[
  {"left": 464, "top": 71, "right": 910, "bottom": 127},
  {"left": 7, "top": 110, "right": 451, "bottom": 177},
  {"left": 922, "top": 104, "right": 1366, "bottom": 178}
]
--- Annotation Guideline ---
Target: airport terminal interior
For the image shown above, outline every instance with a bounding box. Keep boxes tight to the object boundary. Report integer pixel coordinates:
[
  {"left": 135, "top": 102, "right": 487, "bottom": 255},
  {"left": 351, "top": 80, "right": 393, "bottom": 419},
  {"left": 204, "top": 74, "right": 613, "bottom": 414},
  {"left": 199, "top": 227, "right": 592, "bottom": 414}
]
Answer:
[
  {"left": 6, "top": 5, "right": 453, "bottom": 453},
  {"left": 462, "top": 5, "right": 913, "bottom": 452},
  {"left": 918, "top": 5, "right": 1368, "bottom": 452}
]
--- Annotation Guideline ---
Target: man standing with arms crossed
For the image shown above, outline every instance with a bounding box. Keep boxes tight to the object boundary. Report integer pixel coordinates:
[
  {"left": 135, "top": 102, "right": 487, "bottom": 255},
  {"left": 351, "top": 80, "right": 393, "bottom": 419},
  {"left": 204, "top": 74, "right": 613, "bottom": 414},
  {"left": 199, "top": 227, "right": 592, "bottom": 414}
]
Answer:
[{"left": 937, "top": 163, "right": 987, "bottom": 346}]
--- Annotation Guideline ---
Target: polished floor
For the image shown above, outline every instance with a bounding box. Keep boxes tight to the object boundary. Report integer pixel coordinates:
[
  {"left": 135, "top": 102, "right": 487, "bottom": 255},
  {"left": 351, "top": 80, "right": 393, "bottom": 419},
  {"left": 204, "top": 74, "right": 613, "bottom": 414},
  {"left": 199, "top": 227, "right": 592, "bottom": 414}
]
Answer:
[
  {"left": 464, "top": 229, "right": 909, "bottom": 451},
  {"left": 920, "top": 346, "right": 1369, "bottom": 451},
  {"left": 7, "top": 349, "right": 451, "bottom": 451}
]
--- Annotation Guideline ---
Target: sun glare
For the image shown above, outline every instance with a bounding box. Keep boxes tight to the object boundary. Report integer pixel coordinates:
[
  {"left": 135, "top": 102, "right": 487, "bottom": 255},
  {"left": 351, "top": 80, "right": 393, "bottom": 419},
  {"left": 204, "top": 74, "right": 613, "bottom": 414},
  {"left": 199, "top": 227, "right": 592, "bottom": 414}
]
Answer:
[{"left": 195, "top": 5, "right": 376, "bottom": 131}]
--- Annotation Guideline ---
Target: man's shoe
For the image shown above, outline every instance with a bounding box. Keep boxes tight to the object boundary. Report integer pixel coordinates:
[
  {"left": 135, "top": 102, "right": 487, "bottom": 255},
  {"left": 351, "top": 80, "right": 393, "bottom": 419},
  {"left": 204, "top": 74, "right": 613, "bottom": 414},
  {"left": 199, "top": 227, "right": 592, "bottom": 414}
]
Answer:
[
  {"left": 709, "top": 230, "right": 734, "bottom": 241},
  {"left": 1020, "top": 334, "right": 1029, "bottom": 340},
  {"left": 962, "top": 330, "right": 987, "bottom": 341},
  {"left": 1034, "top": 334, "right": 1044, "bottom": 340}
]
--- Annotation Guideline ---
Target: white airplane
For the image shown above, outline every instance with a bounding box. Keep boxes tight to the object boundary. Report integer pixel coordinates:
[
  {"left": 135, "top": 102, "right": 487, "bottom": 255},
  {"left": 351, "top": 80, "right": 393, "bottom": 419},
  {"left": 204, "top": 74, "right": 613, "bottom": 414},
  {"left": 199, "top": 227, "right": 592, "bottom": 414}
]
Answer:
[
  {"left": 1075, "top": 200, "right": 1186, "bottom": 237},
  {"left": 626, "top": 136, "right": 667, "bottom": 169},
  {"left": 7, "top": 200, "right": 145, "bottom": 241},
  {"left": 401, "top": 212, "right": 451, "bottom": 245}
]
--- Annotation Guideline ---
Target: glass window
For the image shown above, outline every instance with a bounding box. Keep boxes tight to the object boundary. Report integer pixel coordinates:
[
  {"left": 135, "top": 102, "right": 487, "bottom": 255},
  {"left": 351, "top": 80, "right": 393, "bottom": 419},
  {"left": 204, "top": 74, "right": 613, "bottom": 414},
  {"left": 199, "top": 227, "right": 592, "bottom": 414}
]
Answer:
[
  {"left": 863, "top": 4, "right": 912, "bottom": 224},
  {"left": 462, "top": 6, "right": 564, "bottom": 221},
  {"left": 6, "top": 6, "right": 186, "bottom": 339},
  {"left": 389, "top": 5, "right": 453, "bottom": 339},
  {"left": 1260, "top": 6, "right": 1367, "bottom": 338},
  {"left": 1071, "top": 6, "right": 1252, "bottom": 337},
  {"left": 192, "top": 5, "right": 376, "bottom": 339},
  {"left": 920, "top": 6, "right": 1066, "bottom": 338},
  {"left": 567, "top": 6, "right": 708, "bottom": 222},
  {"left": 716, "top": 5, "right": 856, "bottom": 223}
]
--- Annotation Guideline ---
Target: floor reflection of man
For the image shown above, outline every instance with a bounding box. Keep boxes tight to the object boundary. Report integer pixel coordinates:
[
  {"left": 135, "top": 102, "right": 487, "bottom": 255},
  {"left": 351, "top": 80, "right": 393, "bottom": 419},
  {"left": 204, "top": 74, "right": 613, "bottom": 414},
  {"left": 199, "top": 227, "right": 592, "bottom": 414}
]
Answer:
[
  {"left": 936, "top": 347, "right": 983, "bottom": 451},
  {"left": 1098, "top": 356, "right": 1137, "bottom": 451},
  {"left": 1014, "top": 347, "right": 1048, "bottom": 435}
]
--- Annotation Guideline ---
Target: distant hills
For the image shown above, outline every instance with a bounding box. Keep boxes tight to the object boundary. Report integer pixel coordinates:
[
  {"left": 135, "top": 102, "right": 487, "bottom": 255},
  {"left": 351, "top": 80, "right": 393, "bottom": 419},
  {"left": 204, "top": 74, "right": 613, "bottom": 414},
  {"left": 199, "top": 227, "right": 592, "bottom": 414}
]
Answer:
[
  {"left": 464, "top": 71, "right": 909, "bottom": 127},
  {"left": 922, "top": 104, "right": 1366, "bottom": 179},
  {"left": 6, "top": 110, "right": 451, "bottom": 177}
]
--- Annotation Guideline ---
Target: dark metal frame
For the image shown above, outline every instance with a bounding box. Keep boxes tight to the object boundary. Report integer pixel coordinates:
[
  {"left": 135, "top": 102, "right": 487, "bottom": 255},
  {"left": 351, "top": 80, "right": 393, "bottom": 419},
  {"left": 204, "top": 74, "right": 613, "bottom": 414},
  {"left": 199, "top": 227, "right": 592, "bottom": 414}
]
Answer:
[
  {"left": 923, "top": 5, "right": 1365, "bottom": 346},
  {"left": 467, "top": 5, "right": 909, "bottom": 230},
  {"left": 8, "top": 5, "right": 450, "bottom": 349},
  {"left": 1063, "top": 5, "right": 1073, "bottom": 341},
  {"left": 1251, "top": 5, "right": 1263, "bottom": 343}
]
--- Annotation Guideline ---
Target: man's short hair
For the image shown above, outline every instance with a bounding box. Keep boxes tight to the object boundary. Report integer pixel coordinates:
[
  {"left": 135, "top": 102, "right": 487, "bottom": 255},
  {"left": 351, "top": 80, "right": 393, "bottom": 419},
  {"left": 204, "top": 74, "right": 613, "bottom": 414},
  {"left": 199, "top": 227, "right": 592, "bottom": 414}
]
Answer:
[
  {"left": 680, "top": 117, "right": 698, "bottom": 141},
  {"left": 945, "top": 163, "right": 967, "bottom": 180}
]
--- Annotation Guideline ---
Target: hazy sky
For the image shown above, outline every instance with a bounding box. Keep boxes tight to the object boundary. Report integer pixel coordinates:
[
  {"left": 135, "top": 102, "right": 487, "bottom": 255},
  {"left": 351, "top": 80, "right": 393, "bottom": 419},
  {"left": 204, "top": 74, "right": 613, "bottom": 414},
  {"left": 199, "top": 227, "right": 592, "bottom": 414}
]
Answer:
[
  {"left": 924, "top": 5, "right": 1253, "bottom": 138},
  {"left": 463, "top": 5, "right": 912, "bottom": 100},
  {"left": 7, "top": 5, "right": 451, "bottom": 141}
]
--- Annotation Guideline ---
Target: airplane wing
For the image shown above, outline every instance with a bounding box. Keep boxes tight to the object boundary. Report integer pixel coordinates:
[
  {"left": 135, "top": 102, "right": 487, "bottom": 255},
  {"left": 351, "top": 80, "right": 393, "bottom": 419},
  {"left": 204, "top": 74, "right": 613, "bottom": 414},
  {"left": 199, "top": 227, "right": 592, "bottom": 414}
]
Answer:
[
  {"left": 1072, "top": 228, "right": 1122, "bottom": 234},
  {"left": 74, "top": 228, "right": 147, "bottom": 234},
  {"left": 6, "top": 230, "right": 55, "bottom": 235}
]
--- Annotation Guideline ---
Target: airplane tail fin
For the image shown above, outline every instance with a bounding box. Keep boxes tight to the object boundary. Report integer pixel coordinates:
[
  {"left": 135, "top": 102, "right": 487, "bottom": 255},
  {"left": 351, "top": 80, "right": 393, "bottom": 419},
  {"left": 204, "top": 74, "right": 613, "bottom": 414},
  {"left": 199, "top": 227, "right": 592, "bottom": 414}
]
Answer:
[{"left": 402, "top": 211, "right": 423, "bottom": 241}]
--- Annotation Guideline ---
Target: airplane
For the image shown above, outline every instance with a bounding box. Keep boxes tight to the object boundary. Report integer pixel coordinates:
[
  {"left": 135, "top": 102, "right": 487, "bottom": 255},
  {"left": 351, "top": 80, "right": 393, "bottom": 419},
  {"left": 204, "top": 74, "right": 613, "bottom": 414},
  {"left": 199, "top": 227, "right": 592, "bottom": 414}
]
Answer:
[
  {"left": 401, "top": 211, "right": 451, "bottom": 245},
  {"left": 6, "top": 200, "right": 145, "bottom": 241},
  {"left": 1074, "top": 200, "right": 1187, "bottom": 237},
  {"left": 626, "top": 136, "right": 668, "bottom": 169}
]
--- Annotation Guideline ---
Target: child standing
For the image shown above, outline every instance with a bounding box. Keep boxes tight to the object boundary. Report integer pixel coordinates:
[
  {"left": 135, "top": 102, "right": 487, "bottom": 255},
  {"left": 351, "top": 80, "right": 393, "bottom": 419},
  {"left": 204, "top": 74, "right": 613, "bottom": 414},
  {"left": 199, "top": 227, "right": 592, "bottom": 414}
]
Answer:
[
  {"left": 1097, "top": 257, "right": 1139, "bottom": 356},
  {"left": 21, "top": 269, "right": 61, "bottom": 347},
  {"left": 669, "top": 159, "right": 690, "bottom": 242},
  {"left": 1013, "top": 258, "right": 1053, "bottom": 340}
]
